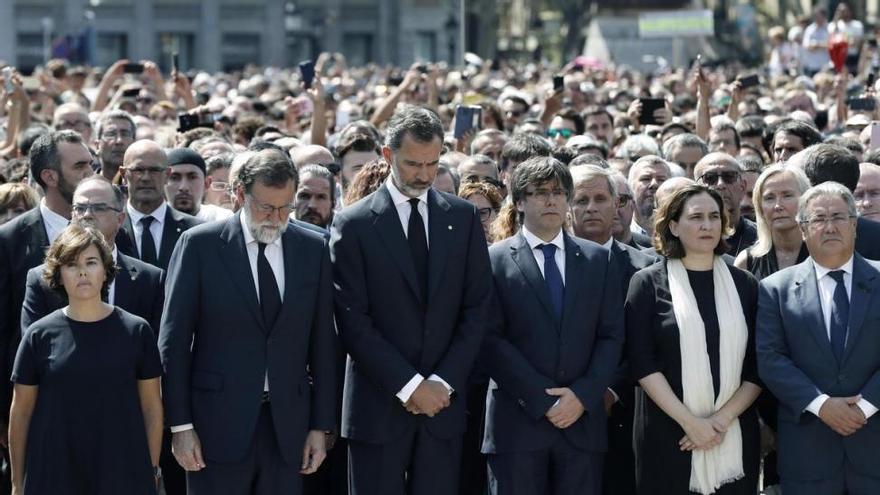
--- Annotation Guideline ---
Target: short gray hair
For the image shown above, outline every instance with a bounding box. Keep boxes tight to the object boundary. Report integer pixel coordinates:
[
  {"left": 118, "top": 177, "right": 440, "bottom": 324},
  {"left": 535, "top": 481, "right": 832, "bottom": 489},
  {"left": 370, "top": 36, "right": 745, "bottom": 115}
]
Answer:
[
  {"left": 662, "top": 133, "right": 708, "bottom": 160},
  {"left": 385, "top": 105, "right": 444, "bottom": 152},
  {"left": 628, "top": 155, "right": 672, "bottom": 184},
  {"left": 298, "top": 164, "right": 337, "bottom": 203},
  {"left": 616, "top": 135, "right": 661, "bottom": 162},
  {"left": 74, "top": 175, "right": 126, "bottom": 209},
  {"left": 238, "top": 149, "right": 298, "bottom": 194},
  {"left": 95, "top": 110, "right": 136, "bottom": 140},
  {"left": 796, "top": 181, "right": 858, "bottom": 223},
  {"left": 570, "top": 165, "right": 618, "bottom": 200}
]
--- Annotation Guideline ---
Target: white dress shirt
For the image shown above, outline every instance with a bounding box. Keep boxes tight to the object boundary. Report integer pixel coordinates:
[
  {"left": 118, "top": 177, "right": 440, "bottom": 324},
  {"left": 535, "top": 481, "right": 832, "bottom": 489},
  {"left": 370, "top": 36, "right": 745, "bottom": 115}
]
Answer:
[
  {"left": 39, "top": 199, "right": 69, "bottom": 243},
  {"left": 196, "top": 203, "right": 234, "bottom": 223},
  {"left": 108, "top": 247, "right": 118, "bottom": 306},
  {"left": 385, "top": 179, "right": 454, "bottom": 403},
  {"left": 127, "top": 202, "right": 167, "bottom": 258},
  {"left": 170, "top": 213, "right": 286, "bottom": 433},
  {"left": 521, "top": 226, "right": 566, "bottom": 285},
  {"left": 805, "top": 256, "right": 878, "bottom": 420}
]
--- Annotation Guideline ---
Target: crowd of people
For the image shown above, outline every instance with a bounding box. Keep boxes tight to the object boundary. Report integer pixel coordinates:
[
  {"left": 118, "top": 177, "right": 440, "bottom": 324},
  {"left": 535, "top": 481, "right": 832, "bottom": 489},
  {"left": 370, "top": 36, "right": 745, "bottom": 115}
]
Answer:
[{"left": 2, "top": 4, "right": 880, "bottom": 494}]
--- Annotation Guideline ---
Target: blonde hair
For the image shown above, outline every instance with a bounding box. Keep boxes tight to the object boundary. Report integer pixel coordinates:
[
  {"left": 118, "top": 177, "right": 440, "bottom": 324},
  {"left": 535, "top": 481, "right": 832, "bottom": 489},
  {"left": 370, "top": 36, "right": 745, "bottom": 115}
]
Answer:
[{"left": 749, "top": 164, "right": 811, "bottom": 257}]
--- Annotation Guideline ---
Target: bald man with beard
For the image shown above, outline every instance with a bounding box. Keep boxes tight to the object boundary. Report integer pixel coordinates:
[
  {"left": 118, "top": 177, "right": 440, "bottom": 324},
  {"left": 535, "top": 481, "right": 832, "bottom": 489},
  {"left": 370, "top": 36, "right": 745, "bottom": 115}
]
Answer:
[{"left": 116, "top": 140, "right": 203, "bottom": 270}]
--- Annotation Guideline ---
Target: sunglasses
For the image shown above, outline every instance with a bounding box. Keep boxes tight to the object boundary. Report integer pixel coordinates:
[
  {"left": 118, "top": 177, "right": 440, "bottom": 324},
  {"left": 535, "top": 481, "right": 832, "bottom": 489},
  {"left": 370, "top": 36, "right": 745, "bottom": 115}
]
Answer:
[
  {"left": 697, "top": 171, "right": 741, "bottom": 185},
  {"left": 547, "top": 128, "right": 574, "bottom": 139}
]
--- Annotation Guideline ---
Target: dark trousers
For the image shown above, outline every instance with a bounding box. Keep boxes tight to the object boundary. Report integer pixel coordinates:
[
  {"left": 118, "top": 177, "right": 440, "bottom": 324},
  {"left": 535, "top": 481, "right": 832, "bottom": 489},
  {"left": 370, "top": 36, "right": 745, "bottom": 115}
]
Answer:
[
  {"left": 602, "top": 398, "right": 636, "bottom": 495},
  {"left": 348, "top": 424, "right": 463, "bottom": 495},
  {"left": 303, "top": 437, "right": 348, "bottom": 495},
  {"left": 161, "top": 430, "right": 187, "bottom": 495},
  {"left": 187, "top": 403, "right": 302, "bottom": 495},
  {"left": 460, "top": 381, "right": 488, "bottom": 495},
  {"left": 487, "top": 436, "right": 603, "bottom": 495},
  {"left": 781, "top": 461, "right": 880, "bottom": 495}
]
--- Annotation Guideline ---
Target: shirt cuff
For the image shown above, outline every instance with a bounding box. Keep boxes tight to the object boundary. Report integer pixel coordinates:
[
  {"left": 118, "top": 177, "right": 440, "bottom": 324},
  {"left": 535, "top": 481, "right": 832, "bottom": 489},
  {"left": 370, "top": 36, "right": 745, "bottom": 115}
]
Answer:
[
  {"left": 858, "top": 398, "right": 879, "bottom": 420},
  {"left": 396, "top": 374, "right": 424, "bottom": 403},
  {"left": 607, "top": 387, "right": 620, "bottom": 404},
  {"left": 805, "top": 394, "right": 830, "bottom": 417},
  {"left": 427, "top": 374, "right": 454, "bottom": 396},
  {"left": 170, "top": 423, "right": 194, "bottom": 433}
]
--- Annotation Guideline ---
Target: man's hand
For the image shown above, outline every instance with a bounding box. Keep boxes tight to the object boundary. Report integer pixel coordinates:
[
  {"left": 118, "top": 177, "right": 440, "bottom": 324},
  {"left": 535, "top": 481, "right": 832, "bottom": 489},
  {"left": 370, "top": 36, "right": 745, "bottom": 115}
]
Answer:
[
  {"left": 818, "top": 396, "right": 866, "bottom": 436},
  {"left": 300, "top": 430, "right": 327, "bottom": 475},
  {"left": 543, "top": 88, "right": 564, "bottom": 117},
  {"left": 403, "top": 397, "right": 422, "bottom": 415},
  {"left": 545, "top": 388, "right": 585, "bottom": 429},
  {"left": 409, "top": 380, "right": 451, "bottom": 417},
  {"left": 171, "top": 429, "right": 206, "bottom": 471}
]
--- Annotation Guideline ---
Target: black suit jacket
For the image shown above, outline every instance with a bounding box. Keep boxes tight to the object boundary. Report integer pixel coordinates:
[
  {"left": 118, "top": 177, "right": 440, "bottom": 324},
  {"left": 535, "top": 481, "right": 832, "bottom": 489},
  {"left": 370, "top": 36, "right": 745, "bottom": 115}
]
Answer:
[
  {"left": 21, "top": 252, "right": 165, "bottom": 335},
  {"left": 0, "top": 207, "right": 51, "bottom": 412},
  {"left": 856, "top": 216, "right": 880, "bottom": 260},
  {"left": 627, "top": 231, "right": 652, "bottom": 250},
  {"left": 116, "top": 204, "right": 202, "bottom": 270},
  {"left": 158, "top": 213, "right": 338, "bottom": 464},
  {"left": 481, "top": 232, "right": 624, "bottom": 454},
  {"left": 330, "top": 185, "right": 491, "bottom": 444}
]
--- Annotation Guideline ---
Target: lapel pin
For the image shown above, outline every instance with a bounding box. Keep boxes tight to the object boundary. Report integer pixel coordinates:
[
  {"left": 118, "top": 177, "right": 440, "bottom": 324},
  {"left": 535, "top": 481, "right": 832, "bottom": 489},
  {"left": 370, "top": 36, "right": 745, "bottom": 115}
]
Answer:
[
  {"left": 176, "top": 227, "right": 182, "bottom": 233},
  {"left": 448, "top": 225, "right": 453, "bottom": 230},
  {"left": 575, "top": 252, "right": 580, "bottom": 257}
]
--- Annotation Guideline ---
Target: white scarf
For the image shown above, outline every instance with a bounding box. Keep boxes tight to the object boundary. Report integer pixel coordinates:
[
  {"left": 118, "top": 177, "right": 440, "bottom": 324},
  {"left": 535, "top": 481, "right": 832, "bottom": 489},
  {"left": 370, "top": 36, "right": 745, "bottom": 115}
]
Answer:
[{"left": 667, "top": 257, "right": 748, "bottom": 494}]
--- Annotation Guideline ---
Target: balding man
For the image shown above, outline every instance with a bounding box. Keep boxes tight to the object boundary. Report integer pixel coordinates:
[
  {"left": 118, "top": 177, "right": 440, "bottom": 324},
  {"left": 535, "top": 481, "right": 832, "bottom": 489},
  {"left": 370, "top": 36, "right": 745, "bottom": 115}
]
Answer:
[
  {"left": 693, "top": 152, "right": 758, "bottom": 256},
  {"left": 289, "top": 144, "right": 336, "bottom": 171},
  {"left": 52, "top": 103, "right": 93, "bottom": 143},
  {"left": 628, "top": 156, "right": 670, "bottom": 238},
  {"left": 855, "top": 163, "right": 880, "bottom": 222},
  {"left": 116, "top": 140, "right": 202, "bottom": 270}
]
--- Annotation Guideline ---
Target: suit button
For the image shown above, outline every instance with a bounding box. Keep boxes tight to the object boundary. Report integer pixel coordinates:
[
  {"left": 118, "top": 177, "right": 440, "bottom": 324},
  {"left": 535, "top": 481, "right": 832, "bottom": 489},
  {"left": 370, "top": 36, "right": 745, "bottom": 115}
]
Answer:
[
  {"left": 838, "top": 374, "right": 846, "bottom": 381},
  {"left": 517, "top": 398, "right": 526, "bottom": 407}
]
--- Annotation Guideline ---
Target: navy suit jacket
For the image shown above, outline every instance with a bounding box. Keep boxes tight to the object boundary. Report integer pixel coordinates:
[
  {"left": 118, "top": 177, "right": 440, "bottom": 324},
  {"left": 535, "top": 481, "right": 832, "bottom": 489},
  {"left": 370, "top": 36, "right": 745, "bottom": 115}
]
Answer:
[
  {"left": 330, "top": 185, "right": 491, "bottom": 444},
  {"left": 21, "top": 252, "right": 165, "bottom": 335},
  {"left": 0, "top": 207, "right": 51, "bottom": 413},
  {"left": 481, "top": 232, "right": 624, "bottom": 454},
  {"left": 158, "top": 213, "right": 338, "bottom": 464},
  {"left": 116, "top": 204, "right": 202, "bottom": 270},
  {"left": 856, "top": 216, "right": 880, "bottom": 260},
  {"left": 757, "top": 254, "right": 880, "bottom": 481}
]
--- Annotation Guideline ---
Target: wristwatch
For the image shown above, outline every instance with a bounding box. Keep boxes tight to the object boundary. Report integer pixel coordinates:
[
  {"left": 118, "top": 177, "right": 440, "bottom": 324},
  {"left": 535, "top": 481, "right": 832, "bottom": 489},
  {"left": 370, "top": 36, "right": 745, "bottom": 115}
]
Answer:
[{"left": 153, "top": 465, "right": 162, "bottom": 479}]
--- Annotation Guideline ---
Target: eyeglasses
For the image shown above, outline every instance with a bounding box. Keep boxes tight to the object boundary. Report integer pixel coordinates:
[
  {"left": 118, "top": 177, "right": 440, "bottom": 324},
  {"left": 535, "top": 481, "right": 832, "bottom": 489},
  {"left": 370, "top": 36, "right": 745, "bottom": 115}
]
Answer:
[
  {"left": 618, "top": 194, "right": 633, "bottom": 207},
  {"left": 505, "top": 109, "right": 526, "bottom": 118},
  {"left": 524, "top": 188, "right": 567, "bottom": 201},
  {"left": 126, "top": 166, "right": 167, "bottom": 177},
  {"left": 477, "top": 207, "right": 497, "bottom": 222},
  {"left": 72, "top": 203, "right": 121, "bottom": 215},
  {"left": 697, "top": 171, "right": 740, "bottom": 185},
  {"left": 102, "top": 130, "right": 134, "bottom": 140},
  {"left": 547, "top": 128, "right": 574, "bottom": 139},
  {"left": 247, "top": 195, "right": 295, "bottom": 217},
  {"left": 209, "top": 181, "right": 229, "bottom": 192},
  {"left": 800, "top": 214, "right": 855, "bottom": 229}
]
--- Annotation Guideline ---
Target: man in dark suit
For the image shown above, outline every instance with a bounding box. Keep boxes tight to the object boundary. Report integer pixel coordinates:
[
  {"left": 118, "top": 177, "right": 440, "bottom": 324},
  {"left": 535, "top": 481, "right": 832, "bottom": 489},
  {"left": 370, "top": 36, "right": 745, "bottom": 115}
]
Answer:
[
  {"left": 159, "top": 149, "right": 338, "bottom": 494},
  {"left": 115, "top": 140, "right": 202, "bottom": 270},
  {"left": 609, "top": 173, "right": 651, "bottom": 249},
  {"left": 330, "top": 105, "right": 491, "bottom": 495},
  {"left": 693, "top": 152, "right": 758, "bottom": 256},
  {"left": 757, "top": 182, "right": 880, "bottom": 494},
  {"left": 568, "top": 164, "right": 652, "bottom": 495},
  {"left": 482, "top": 157, "right": 624, "bottom": 495},
  {"left": 0, "top": 130, "right": 93, "bottom": 418},
  {"left": 797, "top": 142, "right": 880, "bottom": 260}
]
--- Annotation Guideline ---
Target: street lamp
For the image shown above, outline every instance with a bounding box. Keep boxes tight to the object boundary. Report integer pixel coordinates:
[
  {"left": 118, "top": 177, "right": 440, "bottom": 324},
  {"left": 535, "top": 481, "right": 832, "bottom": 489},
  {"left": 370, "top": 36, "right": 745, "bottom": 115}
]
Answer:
[{"left": 444, "top": 12, "right": 459, "bottom": 65}]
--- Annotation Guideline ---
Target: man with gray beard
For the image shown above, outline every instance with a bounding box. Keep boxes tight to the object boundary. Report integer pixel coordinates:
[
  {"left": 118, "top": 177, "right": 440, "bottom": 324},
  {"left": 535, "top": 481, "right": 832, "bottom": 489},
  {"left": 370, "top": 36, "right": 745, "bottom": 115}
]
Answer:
[{"left": 159, "top": 148, "right": 339, "bottom": 495}]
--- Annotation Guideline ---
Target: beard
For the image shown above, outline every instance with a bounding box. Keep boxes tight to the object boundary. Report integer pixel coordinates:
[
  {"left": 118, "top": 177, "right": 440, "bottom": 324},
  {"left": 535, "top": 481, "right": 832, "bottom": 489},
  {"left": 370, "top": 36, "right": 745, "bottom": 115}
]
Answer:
[
  {"left": 297, "top": 208, "right": 331, "bottom": 228},
  {"left": 58, "top": 173, "right": 78, "bottom": 205},
  {"left": 245, "top": 207, "right": 286, "bottom": 244}
]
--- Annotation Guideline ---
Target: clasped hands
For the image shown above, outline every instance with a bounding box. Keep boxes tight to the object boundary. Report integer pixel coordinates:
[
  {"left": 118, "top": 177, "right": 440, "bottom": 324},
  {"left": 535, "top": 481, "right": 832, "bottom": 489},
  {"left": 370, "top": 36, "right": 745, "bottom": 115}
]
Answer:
[
  {"left": 679, "top": 413, "right": 731, "bottom": 452},
  {"left": 545, "top": 387, "right": 585, "bottom": 429},
  {"left": 403, "top": 380, "right": 451, "bottom": 417},
  {"left": 818, "top": 395, "right": 868, "bottom": 436}
]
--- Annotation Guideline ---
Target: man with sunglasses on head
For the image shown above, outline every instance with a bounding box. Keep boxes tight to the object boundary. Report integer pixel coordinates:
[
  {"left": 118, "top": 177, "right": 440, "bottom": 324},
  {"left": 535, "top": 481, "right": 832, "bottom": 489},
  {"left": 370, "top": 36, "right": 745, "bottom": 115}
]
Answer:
[
  {"left": 693, "top": 152, "right": 758, "bottom": 257},
  {"left": 116, "top": 140, "right": 202, "bottom": 270}
]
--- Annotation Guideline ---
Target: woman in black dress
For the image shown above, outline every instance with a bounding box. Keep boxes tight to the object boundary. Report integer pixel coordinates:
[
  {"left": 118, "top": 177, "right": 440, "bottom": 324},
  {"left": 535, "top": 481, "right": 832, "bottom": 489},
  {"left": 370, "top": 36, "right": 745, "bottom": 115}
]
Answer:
[
  {"left": 732, "top": 164, "right": 810, "bottom": 492},
  {"left": 9, "top": 225, "right": 163, "bottom": 495},
  {"left": 625, "top": 185, "right": 761, "bottom": 495}
]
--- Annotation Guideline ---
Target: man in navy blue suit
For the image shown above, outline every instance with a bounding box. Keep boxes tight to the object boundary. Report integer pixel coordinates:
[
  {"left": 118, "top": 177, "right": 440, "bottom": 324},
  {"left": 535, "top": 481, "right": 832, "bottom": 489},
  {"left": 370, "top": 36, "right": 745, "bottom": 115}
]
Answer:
[
  {"left": 159, "top": 149, "right": 338, "bottom": 495},
  {"left": 481, "top": 156, "right": 624, "bottom": 495},
  {"left": 330, "top": 105, "right": 491, "bottom": 495},
  {"left": 758, "top": 182, "right": 880, "bottom": 494}
]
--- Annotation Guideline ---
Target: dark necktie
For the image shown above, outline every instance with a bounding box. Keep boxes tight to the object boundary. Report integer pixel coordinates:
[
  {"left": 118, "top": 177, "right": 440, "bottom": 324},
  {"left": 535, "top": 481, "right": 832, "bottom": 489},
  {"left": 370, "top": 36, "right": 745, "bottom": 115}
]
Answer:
[
  {"left": 407, "top": 198, "right": 429, "bottom": 302},
  {"left": 828, "top": 270, "right": 849, "bottom": 363},
  {"left": 539, "top": 244, "right": 564, "bottom": 319},
  {"left": 139, "top": 216, "right": 158, "bottom": 266},
  {"left": 258, "top": 242, "right": 282, "bottom": 329}
]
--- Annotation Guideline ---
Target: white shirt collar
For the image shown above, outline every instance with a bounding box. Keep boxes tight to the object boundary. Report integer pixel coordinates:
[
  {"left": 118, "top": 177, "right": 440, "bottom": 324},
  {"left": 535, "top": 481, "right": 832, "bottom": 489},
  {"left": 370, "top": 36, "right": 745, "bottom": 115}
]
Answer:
[
  {"left": 239, "top": 211, "right": 283, "bottom": 249},
  {"left": 111, "top": 245, "right": 118, "bottom": 262},
  {"left": 127, "top": 201, "right": 167, "bottom": 226},
  {"left": 522, "top": 226, "right": 565, "bottom": 252},
  {"left": 39, "top": 198, "right": 70, "bottom": 242},
  {"left": 602, "top": 237, "right": 615, "bottom": 251},
  {"left": 813, "top": 255, "right": 855, "bottom": 281},
  {"left": 386, "top": 176, "right": 429, "bottom": 207}
]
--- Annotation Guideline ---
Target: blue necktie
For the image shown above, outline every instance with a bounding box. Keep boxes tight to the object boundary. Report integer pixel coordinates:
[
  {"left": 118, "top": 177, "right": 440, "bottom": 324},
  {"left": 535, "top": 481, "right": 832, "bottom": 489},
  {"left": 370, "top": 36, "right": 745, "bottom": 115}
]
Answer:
[
  {"left": 828, "top": 270, "right": 849, "bottom": 363},
  {"left": 539, "top": 244, "right": 564, "bottom": 320}
]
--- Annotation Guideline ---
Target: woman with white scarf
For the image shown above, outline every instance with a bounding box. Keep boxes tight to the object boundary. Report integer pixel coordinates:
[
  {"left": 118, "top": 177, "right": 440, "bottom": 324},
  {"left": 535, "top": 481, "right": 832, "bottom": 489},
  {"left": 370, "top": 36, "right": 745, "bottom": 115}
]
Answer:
[{"left": 625, "top": 184, "right": 762, "bottom": 494}]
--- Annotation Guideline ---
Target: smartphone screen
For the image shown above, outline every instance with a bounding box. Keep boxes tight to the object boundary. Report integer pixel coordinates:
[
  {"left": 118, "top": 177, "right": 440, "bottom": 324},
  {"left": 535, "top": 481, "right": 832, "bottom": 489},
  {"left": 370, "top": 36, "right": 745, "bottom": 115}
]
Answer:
[
  {"left": 871, "top": 122, "right": 880, "bottom": 150},
  {"left": 638, "top": 98, "right": 666, "bottom": 125},
  {"left": 849, "top": 97, "right": 877, "bottom": 111},
  {"left": 299, "top": 60, "right": 315, "bottom": 90},
  {"left": 123, "top": 63, "right": 144, "bottom": 74},
  {"left": 553, "top": 75, "right": 564, "bottom": 92},
  {"left": 454, "top": 105, "right": 482, "bottom": 139},
  {"left": 738, "top": 74, "right": 759, "bottom": 89}
]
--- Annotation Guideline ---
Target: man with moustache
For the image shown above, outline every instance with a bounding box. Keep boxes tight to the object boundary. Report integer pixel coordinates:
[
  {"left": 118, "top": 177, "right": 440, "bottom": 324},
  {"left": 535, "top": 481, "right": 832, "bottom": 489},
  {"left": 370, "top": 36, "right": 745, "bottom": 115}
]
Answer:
[
  {"left": 330, "top": 105, "right": 491, "bottom": 495},
  {"left": 94, "top": 110, "right": 136, "bottom": 181},
  {"left": 294, "top": 165, "right": 335, "bottom": 229},
  {"left": 160, "top": 148, "right": 338, "bottom": 494},
  {"left": 568, "top": 165, "right": 652, "bottom": 495},
  {"left": 628, "top": 156, "right": 670, "bottom": 239},
  {"left": 164, "top": 147, "right": 233, "bottom": 223},
  {"left": 116, "top": 140, "right": 202, "bottom": 270}
]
